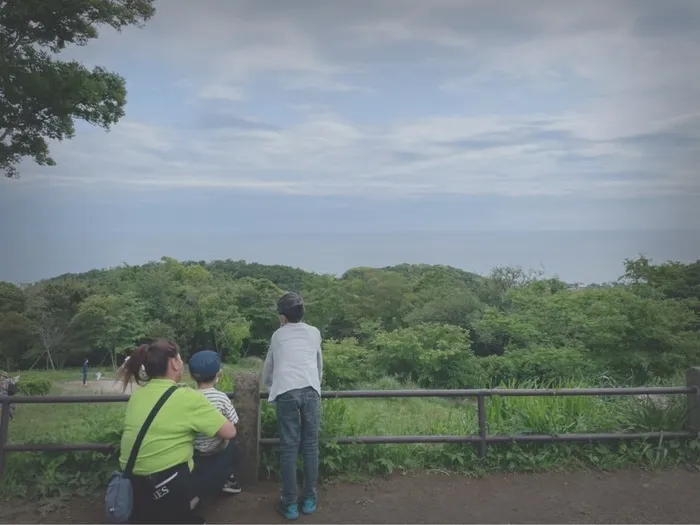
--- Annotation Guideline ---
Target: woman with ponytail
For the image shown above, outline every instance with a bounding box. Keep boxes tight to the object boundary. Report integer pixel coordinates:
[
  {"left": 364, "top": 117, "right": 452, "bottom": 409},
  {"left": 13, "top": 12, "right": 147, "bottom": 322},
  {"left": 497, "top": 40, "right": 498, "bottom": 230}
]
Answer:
[{"left": 117, "top": 339, "right": 237, "bottom": 524}]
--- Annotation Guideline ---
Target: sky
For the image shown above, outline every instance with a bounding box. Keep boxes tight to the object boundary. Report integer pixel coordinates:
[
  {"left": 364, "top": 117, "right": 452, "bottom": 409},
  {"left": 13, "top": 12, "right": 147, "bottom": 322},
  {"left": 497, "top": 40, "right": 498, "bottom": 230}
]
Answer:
[{"left": 1, "top": 0, "right": 700, "bottom": 283}]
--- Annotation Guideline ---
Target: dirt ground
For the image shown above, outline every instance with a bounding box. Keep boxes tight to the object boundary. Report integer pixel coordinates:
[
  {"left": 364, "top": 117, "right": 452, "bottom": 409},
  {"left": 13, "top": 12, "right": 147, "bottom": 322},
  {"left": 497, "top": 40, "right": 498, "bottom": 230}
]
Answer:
[
  {"left": 57, "top": 379, "right": 139, "bottom": 394},
  {"left": 2, "top": 469, "right": 699, "bottom": 524}
]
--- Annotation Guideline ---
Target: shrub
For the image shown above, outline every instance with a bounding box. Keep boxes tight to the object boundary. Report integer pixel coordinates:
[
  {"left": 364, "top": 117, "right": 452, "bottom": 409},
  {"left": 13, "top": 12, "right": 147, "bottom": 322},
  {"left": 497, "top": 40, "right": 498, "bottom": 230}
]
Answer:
[
  {"left": 323, "top": 338, "right": 377, "bottom": 389},
  {"left": 16, "top": 378, "right": 52, "bottom": 396},
  {"left": 482, "top": 347, "right": 601, "bottom": 386},
  {"left": 374, "top": 324, "right": 485, "bottom": 388}
]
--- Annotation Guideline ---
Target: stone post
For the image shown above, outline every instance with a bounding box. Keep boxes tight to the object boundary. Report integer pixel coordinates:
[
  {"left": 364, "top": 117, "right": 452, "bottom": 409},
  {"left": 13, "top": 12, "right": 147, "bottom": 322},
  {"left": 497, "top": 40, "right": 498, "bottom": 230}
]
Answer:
[
  {"left": 685, "top": 367, "right": 700, "bottom": 433},
  {"left": 233, "top": 371, "right": 262, "bottom": 485}
]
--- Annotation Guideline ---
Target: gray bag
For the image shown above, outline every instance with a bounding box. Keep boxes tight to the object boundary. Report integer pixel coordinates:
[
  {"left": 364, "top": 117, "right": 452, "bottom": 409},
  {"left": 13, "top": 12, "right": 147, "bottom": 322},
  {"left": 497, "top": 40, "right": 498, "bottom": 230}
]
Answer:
[{"left": 105, "top": 386, "right": 178, "bottom": 523}]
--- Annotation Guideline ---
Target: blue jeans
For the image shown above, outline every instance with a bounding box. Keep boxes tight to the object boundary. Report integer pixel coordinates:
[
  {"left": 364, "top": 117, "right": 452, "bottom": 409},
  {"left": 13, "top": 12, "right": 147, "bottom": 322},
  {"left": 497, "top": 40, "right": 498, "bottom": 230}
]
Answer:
[{"left": 276, "top": 387, "right": 320, "bottom": 506}]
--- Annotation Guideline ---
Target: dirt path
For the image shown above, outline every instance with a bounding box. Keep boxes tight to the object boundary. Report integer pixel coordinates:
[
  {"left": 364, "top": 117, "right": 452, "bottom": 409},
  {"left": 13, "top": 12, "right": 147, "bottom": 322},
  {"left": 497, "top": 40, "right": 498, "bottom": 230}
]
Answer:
[
  {"left": 2, "top": 469, "right": 699, "bottom": 524},
  {"left": 57, "top": 379, "right": 139, "bottom": 395}
]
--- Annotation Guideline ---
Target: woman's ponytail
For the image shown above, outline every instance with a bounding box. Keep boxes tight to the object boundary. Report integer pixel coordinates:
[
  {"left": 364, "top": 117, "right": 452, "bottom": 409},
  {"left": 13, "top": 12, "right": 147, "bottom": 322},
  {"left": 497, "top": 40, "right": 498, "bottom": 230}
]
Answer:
[
  {"left": 119, "top": 339, "right": 180, "bottom": 391},
  {"left": 119, "top": 344, "right": 149, "bottom": 391}
]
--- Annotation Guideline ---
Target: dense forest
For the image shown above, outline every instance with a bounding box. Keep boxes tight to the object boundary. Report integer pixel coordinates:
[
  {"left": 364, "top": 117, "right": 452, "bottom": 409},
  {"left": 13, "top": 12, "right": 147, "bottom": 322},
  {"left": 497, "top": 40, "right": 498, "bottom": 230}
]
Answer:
[{"left": 1, "top": 255, "right": 699, "bottom": 387}]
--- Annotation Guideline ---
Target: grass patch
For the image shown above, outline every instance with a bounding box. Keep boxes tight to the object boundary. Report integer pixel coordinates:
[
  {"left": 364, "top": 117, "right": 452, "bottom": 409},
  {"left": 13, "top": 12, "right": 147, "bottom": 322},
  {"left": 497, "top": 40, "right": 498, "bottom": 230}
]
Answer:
[
  {"left": 260, "top": 378, "right": 700, "bottom": 481},
  {"left": 9, "top": 367, "right": 115, "bottom": 383}
]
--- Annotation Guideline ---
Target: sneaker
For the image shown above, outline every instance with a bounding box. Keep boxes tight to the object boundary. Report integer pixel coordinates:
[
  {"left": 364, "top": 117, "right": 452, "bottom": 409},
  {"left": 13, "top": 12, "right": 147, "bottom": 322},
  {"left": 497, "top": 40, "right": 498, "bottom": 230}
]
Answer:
[
  {"left": 222, "top": 479, "right": 242, "bottom": 494},
  {"left": 301, "top": 496, "right": 317, "bottom": 515},
  {"left": 276, "top": 500, "right": 299, "bottom": 520}
]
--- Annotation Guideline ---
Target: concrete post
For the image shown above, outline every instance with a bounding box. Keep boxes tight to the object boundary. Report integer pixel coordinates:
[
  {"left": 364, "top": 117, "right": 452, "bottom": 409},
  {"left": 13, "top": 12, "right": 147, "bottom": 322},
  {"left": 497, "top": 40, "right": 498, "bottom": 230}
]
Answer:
[
  {"left": 233, "top": 371, "right": 262, "bottom": 485},
  {"left": 685, "top": 367, "right": 700, "bottom": 433}
]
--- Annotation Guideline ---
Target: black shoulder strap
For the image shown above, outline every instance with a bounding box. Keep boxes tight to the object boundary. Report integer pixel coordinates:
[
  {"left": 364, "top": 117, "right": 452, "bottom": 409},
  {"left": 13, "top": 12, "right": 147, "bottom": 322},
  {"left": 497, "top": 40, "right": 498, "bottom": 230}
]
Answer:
[{"left": 124, "top": 385, "right": 178, "bottom": 477}]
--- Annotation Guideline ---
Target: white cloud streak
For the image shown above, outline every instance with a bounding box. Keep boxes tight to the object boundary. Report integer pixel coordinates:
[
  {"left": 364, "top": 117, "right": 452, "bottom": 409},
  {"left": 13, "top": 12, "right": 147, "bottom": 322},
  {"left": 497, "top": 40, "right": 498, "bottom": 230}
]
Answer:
[{"left": 17, "top": 0, "right": 700, "bottom": 199}]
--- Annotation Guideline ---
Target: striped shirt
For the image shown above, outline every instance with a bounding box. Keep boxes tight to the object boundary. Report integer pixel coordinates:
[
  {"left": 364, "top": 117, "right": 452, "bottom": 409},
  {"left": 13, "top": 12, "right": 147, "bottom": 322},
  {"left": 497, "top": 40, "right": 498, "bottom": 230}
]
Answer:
[{"left": 193, "top": 388, "right": 239, "bottom": 455}]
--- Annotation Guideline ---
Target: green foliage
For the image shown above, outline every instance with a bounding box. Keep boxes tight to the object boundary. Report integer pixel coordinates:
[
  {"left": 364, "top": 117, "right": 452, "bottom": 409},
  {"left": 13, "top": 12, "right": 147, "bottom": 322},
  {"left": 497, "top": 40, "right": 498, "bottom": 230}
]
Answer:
[
  {"left": 3, "top": 372, "right": 700, "bottom": 501},
  {"left": 143, "top": 320, "right": 176, "bottom": 341},
  {"left": 15, "top": 377, "right": 52, "bottom": 396},
  {"left": 0, "top": 312, "right": 33, "bottom": 370},
  {"left": 77, "top": 292, "right": 147, "bottom": 366},
  {"left": 2, "top": 256, "right": 700, "bottom": 385},
  {"left": 1, "top": 401, "right": 123, "bottom": 500},
  {"left": 375, "top": 324, "right": 485, "bottom": 388},
  {"left": 473, "top": 277, "right": 700, "bottom": 383},
  {"left": 258, "top": 378, "right": 700, "bottom": 483},
  {"left": 0, "top": 0, "right": 156, "bottom": 178},
  {"left": 482, "top": 347, "right": 601, "bottom": 386},
  {"left": 2, "top": 256, "right": 700, "bottom": 501},
  {"left": 217, "top": 371, "right": 234, "bottom": 393},
  {"left": 322, "top": 338, "right": 377, "bottom": 389},
  {"left": 0, "top": 281, "right": 26, "bottom": 314}
]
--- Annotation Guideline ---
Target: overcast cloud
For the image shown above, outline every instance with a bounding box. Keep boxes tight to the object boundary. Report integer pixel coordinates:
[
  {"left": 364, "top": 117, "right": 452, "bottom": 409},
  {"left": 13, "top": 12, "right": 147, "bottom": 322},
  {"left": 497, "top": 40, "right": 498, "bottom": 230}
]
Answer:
[
  {"left": 5, "top": 0, "right": 697, "bottom": 198},
  {"left": 2, "top": 0, "right": 700, "bottom": 283}
]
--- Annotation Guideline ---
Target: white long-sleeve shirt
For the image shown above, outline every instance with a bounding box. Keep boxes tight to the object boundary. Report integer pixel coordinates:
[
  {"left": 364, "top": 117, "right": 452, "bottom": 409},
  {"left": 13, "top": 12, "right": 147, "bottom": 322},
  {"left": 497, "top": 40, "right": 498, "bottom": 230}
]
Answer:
[{"left": 263, "top": 322, "right": 323, "bottom": 403}]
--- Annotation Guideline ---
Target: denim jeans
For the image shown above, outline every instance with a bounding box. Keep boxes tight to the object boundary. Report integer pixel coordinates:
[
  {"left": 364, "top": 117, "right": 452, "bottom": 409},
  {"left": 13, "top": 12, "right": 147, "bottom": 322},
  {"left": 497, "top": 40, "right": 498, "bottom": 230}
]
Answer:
[{"left": 276, "top": 386, "right": 321, "bottom": 506}]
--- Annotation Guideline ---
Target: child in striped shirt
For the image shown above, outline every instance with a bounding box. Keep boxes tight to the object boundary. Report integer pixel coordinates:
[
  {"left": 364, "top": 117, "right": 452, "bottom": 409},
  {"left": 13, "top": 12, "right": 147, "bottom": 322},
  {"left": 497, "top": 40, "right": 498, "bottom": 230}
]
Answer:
[{"left": 189, "top": 350, "right": 241, "bottom": 495}]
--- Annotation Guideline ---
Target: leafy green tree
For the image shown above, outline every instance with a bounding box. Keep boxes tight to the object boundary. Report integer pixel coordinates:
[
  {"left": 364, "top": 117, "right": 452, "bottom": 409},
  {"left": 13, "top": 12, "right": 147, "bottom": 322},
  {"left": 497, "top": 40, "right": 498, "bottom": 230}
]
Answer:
[
  {"left": 322, "top": 338, "right": 377, "bottom": 389},
  {"left": 3, "top": 255, "right": 699, "bottom": 389},
  {"left": 22, "top": 280, "right": 88, "bottom": 369},
  {"left": 0, "top": 281, "right": 26, "bottom": 314},
  {"left": 342, "top": 268, "right": 414, "bottom": 332},
  {"left": 77, "top": 293, "right": 146, "bottom": 369},
  {"left": 143, "top": 320, "right": 177, "bottom": 342},
  {"left": 375, "top": 324, "right": 484, "bottom": 388},
  {"left": 231, "top": 277, "right": 281, "bottom": 356},
  {"left": 0, "top": 312, "right": 34, "bottom": 369},
  {"left": 623, "top": 256, "right": 700, "bottom": 319},
  {"left": 1, "top": 0, "right": 156, "bottom": 177},
  {"left": 474, "top": 282, "right": 700, "bottom": 383},
  {"left": 196, "top": 282, "right": 251, "bottom": 361}
]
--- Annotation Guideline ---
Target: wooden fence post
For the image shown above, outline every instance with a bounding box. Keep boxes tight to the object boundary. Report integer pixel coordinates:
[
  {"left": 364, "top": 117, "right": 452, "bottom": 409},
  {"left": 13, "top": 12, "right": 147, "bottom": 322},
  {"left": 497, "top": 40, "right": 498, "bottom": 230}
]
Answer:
[
  {"left": 685, "top": 367, "right": 700, "bottom": 433},
  {"left": 233, "top": 371, "right": 262, "bottom": 485}
]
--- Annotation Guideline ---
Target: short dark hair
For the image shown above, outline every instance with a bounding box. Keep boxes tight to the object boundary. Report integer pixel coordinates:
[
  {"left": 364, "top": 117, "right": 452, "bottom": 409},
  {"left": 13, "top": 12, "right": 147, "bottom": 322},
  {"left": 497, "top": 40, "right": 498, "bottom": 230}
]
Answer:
[
  {"left": 282, "top": 304, "right": 304, "bottom": 323},
  {"left": 277, "top": 292, "right": 304, "bottom": 323}
]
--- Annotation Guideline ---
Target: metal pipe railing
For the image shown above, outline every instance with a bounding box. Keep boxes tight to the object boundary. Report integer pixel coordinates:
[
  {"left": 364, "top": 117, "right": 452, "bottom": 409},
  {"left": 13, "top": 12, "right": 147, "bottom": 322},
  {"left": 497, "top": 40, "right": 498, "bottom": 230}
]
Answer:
[
  {"left": 259, "top": 386, "right": 696, "bottom": 399},
  {"left": 1, "top": 384, "right": 697, "bottom": 481}
]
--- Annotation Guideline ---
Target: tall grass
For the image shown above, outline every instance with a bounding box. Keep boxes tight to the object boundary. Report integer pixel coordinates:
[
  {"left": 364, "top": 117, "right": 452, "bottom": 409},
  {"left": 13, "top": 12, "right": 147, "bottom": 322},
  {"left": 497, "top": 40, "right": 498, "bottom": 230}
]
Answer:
[
  {"left": 2, "top": 375, "right": 699, "bottom": 501},
  {"left": 259, "top": 377, "right": 700, "bottom": 480}
]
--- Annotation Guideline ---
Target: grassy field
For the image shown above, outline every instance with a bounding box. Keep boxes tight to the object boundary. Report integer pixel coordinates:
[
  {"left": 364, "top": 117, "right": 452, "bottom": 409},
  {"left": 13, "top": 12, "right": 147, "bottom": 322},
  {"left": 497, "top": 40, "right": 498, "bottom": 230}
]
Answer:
[{"left": 2, "top": 370, "right": 699, "bottom": 500}]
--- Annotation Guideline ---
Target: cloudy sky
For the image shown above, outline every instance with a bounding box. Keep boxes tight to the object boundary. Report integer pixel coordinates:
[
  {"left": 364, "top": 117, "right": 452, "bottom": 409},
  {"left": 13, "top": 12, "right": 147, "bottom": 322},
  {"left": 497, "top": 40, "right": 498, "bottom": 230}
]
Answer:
[{"left": 1, "top": 0, "right": 699, "bottom": 282}]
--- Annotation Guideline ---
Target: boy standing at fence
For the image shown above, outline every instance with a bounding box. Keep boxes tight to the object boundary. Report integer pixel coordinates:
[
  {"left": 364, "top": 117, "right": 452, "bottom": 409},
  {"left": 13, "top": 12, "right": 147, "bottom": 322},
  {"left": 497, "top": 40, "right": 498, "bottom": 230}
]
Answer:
[
  {"left": 263, "top": 292, "right": 323, "bottom": 520},
  {"left": 188, "top": 350, "right": 241, "bottom": 503}
]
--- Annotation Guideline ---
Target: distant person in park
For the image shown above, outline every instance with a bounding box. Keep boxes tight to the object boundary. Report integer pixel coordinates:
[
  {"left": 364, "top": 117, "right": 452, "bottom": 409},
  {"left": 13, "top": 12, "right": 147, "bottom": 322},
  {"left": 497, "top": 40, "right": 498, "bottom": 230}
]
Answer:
[
  {"left": 263, "top": 292, "right": 323, "bottom": 520},
  {"left": 82, "top": 358, "right": 89, "bottom": 387},
  {"left": 118, "top": 339, "right": 237, "bottom": 524},
  {"left": 188, "top": 350, "right": 241, "bottom": 500}
]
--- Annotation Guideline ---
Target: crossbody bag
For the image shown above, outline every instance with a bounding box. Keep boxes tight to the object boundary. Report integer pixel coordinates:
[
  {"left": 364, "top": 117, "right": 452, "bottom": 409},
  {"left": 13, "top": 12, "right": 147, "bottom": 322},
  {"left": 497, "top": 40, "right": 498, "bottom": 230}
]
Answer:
[{"left": 105, "top": 385, "right": 178, "bottom": 523}]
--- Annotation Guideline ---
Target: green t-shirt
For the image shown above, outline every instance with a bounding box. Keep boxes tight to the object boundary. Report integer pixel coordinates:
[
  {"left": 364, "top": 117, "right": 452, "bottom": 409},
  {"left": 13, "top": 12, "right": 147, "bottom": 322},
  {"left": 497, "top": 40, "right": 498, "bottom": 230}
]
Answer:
[{"left": 119, "top": 379, "right": 227, "bottom": 475}]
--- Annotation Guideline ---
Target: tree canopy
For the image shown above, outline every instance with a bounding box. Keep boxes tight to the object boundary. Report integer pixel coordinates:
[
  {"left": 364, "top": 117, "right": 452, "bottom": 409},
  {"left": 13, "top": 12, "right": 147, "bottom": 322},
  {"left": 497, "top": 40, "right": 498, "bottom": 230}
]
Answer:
[
  {"left": 0, "top": 0, "right": 156, "bottom": 178},
  {"left": 1, "top": 255, "right": 698, "bottom": 386}
]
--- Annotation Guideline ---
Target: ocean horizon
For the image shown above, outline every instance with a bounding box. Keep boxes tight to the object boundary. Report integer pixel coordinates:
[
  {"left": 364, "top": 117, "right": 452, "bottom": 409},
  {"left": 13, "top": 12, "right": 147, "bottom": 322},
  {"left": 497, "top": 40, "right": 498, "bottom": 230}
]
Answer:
[{"left": 3, "top": 229, "right": 699, "bottom": 285}]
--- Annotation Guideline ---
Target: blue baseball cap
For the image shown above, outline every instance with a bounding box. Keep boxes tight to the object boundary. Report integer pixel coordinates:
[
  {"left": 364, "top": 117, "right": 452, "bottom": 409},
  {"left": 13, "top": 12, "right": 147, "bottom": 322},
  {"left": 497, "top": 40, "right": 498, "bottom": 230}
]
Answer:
[{"left": 189, "top": 350, "right": 221, "bottom": 381}]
